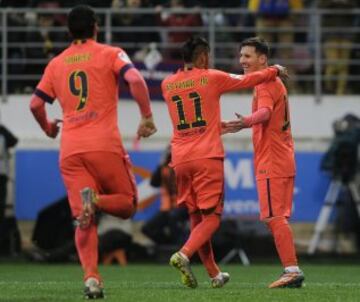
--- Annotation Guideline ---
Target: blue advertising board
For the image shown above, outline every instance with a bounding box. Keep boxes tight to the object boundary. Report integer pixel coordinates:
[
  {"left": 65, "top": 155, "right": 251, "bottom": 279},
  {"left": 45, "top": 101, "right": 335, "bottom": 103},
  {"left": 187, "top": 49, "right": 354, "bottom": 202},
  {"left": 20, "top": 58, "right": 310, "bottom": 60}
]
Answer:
[{"left": 15, "top": 150, "right": 330, "bottom": 222}]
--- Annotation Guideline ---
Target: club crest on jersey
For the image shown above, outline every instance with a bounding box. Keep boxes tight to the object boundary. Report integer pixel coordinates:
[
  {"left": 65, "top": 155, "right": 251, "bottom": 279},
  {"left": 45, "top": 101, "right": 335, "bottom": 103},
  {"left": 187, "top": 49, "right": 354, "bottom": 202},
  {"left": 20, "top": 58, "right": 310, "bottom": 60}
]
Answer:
[
  {"left": 229, "top": 73, "right": 244, "bottom": 80},
  {"left": 118, "top": 51, "right": 132, "bottom": 64}
]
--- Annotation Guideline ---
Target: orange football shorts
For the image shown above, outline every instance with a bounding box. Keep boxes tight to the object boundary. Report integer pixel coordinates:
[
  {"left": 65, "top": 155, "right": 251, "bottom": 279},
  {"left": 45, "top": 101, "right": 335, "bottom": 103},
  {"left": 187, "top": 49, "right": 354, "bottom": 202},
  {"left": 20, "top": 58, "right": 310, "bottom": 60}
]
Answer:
[
  {"left": 60, "top": 151, "right": 137, "bottom": 218},
  {"left": 257, "top": 177, "right": 294, "bottom": 220},
  {"left": 174, "top": 158, "right": 224, "bottom": 215}
]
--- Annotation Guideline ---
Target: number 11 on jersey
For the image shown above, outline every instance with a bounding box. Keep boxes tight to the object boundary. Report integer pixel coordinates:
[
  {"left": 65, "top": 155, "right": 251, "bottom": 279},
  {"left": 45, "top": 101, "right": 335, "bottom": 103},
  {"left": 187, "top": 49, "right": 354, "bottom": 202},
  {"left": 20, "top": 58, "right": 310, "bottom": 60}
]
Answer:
[{"left": 171, "top": 91, "right": 206, "bottom": 131}]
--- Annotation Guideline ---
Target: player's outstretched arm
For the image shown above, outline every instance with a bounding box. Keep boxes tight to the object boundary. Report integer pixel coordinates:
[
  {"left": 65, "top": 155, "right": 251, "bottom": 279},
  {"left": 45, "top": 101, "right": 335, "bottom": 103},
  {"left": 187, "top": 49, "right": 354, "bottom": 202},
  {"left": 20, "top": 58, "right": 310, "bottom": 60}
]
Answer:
[
  {"left": 239, "top": 65, "right": 285, "bottom": 87},
  {"left": 123, "top": 68, "right": 157, "bottom": 138},
  {"left": 219, "top": 65, "right": 286, "bottom": 93},
  {"left": 221, "top": 107, "right": 271, "bottom": 134},
  {"left": 29, "top": 95, "right": 61, "bottom": 138},
  {"left": 236, "top": 107, "right": 271, "bottom": 128}
]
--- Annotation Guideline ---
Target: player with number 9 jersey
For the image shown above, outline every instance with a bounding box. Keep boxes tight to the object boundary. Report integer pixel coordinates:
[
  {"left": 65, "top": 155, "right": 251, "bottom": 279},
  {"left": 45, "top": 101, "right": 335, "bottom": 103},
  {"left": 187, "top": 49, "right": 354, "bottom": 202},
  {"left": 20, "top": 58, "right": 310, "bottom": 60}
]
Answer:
[
  {"left": 36, "top": 40, "right": 136, "bottom": 160},
  {"left": 29, "top": 5, "right": 156, "bottom": 299}
]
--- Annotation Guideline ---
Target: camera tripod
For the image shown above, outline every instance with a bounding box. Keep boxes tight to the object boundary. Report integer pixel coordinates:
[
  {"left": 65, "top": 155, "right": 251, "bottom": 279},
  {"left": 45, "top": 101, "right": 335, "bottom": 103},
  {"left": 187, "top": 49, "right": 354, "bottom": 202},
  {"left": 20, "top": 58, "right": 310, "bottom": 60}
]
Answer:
[
  {"left": 307, "top": 174, "right": 360, "bottom": 254},
  {"left": 220, "top": 246, "right": 250, "bottom": 266}
]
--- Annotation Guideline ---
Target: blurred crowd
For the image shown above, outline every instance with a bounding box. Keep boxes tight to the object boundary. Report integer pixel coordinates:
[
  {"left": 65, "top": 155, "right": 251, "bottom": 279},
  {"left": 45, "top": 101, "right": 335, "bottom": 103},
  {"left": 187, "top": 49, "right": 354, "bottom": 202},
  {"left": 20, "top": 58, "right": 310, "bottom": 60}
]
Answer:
[{"left": 1, "top": 0, "right": 360, "bottom": 94}]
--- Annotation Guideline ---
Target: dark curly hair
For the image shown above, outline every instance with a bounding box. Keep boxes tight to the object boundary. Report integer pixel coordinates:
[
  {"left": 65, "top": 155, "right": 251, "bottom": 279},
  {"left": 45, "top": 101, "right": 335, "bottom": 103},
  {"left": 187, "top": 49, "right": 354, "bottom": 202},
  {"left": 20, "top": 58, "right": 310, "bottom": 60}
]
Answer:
[
  {"left": 67, "top": 5, "right": 98, "bottom": 39},
  {"left": 182, "top": 36, "right": 210, "bottom": 64}
]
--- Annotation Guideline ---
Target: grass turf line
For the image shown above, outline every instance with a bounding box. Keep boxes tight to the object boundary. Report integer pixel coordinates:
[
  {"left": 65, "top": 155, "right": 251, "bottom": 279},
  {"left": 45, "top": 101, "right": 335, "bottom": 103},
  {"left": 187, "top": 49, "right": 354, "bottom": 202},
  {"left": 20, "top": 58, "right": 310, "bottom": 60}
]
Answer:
[{"left": 0, "top": 263, "right": 360, "bottom": 301}]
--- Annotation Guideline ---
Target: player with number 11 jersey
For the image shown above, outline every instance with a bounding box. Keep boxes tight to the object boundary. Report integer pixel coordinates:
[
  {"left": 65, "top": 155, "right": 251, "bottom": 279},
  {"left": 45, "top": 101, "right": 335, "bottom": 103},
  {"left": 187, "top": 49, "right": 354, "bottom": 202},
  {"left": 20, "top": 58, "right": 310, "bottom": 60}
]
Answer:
[
  {"left": 162, "top": 36, "right": 284, "bottom": 289},
  {"left": 162, "top": 53, "right": 279, "bottom": 168}
]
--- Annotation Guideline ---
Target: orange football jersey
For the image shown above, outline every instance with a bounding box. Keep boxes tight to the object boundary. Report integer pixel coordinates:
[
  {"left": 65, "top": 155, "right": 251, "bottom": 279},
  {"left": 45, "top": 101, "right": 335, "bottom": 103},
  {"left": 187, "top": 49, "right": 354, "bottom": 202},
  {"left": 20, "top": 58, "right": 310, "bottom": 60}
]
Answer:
[
  {"left": 161, "top": 67, "right": 278, "bottom": 166},
  {"left": 252, "top": 77, "right": 296, "bottom": 179},
  {"left": 36, "top": 39, "right": 133, "bottom": 159}
]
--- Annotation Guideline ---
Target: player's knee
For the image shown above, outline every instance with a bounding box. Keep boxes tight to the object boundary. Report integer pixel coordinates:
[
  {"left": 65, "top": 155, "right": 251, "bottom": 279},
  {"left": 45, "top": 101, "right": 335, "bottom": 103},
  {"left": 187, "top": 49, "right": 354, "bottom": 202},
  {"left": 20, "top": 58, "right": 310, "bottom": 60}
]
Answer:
[
  {"left": 263, "top": 216, "right": 288, "bottom": 232},
  {"left": 202, "top": 209, "right": 221, "bottom": 229},
  {"left": 121, "top": 199, "right": 137, "bottom": 219},
  {"left": 120, "top": 207, "right": 135, "bottom": 219}
]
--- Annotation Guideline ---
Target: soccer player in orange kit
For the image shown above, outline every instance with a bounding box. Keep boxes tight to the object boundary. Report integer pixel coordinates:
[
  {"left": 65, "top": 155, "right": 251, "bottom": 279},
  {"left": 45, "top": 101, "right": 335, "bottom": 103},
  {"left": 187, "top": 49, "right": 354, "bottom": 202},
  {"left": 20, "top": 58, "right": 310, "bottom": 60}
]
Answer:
[
  {"left": 223, "top": 36, "right": 305, "bottom": 288},
  {"left": 162, "top": 36, "right": 287, "bottom": 289},
  {"left": 29, "top": 5, "right": 156, "bottom": 299}
]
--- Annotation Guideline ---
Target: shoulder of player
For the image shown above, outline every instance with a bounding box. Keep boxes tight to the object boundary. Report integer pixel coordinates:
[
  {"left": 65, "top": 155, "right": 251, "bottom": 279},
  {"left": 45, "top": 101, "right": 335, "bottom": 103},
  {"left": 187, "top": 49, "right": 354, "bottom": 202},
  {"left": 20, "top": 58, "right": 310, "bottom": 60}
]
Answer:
[
  {"left": 45, "top": 53, "right": 63, "bottom": 70},
  {"left": 256, "top": 78, "right": 285, "bottom": 99},
  {"left": 198, "top": 68, "right": 227, "bottom": 83},
  {"left": 161, "top": 73, "right": 176, "bottom": 91},
  {"left": 257, "top": 77, "right": 283, "bottom": 90},
  {"left": 207, "top": 68, "right": 224, "bottom": 76},
  {"left": 207, "top": 69, "right": 246, "bottom": 81},
  {"left": 96, "top": 43, "right": 124, "bottom": 55},
  {"left": 163, "top": 72, "right": 178, "bottom": 83}
]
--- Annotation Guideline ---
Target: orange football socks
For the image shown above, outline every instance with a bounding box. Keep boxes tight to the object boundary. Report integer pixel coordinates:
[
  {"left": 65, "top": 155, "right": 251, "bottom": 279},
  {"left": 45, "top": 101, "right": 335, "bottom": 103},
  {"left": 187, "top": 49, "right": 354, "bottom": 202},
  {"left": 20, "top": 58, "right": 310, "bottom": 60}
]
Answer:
[
  {"left": 188, "top": 213, "right": 220, "bottom": 278},
  {"left": 181, "top": 213, "right": 220, "bottom": 266},
  {"left": 75, "top": 223, "right": 100, "bottom": 281},
  {"left": 267, "top": 216, "right": 298, "bottom": 267}
]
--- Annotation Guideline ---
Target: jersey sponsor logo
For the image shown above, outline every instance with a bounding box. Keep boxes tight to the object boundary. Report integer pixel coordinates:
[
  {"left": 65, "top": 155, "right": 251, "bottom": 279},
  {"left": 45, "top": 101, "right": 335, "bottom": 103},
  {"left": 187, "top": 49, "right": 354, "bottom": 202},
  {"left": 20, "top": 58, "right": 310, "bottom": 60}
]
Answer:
[
  {"left": 68, "top": 111, "right": 98, "bottom": 123},
  {"left": 178, "top": 127, "right": 206, "bottom": 137},
  {"left": 229, "top": 73, "right": 244, "bottom": 80},
  {"left": 118, "top": 51, "right": 132, "bottom": 64}
]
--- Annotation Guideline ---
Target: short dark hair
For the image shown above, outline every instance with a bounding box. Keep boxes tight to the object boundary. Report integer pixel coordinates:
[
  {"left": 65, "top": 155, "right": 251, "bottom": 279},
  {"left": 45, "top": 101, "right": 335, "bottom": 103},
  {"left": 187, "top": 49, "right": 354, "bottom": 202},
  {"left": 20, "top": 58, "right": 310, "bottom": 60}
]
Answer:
[
  {"left": 240, "top": 37, "right": 270, "bottom": 57},
  {"left": 67, "top": 5, "right": 98, "bottom": 39},
  {"left": 182, "top": 36, "right": 210, "bottom": 63}
]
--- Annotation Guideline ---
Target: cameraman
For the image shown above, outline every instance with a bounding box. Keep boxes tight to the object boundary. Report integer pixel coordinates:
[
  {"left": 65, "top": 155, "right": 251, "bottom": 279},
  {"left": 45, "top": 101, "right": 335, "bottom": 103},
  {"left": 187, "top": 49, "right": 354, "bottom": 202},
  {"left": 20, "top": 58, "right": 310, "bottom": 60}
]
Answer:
[
  {"left": 321, "top": 114, "right": 360, "bottom": 183},
  {"left": 0, "top": 123, "right": 18, "bottom": 225}
]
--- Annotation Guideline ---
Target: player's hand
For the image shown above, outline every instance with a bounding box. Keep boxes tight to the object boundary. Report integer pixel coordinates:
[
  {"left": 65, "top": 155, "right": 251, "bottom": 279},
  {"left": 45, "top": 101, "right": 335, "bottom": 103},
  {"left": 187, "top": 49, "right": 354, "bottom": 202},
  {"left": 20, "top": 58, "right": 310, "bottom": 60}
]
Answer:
[
  {"left": 235, "top": 112, "right": 249, "bottom": 128},
  {"left": 46, "top": 119, "right": 62, "bottom": 138},
  {"left": 137, "top": 115, "right": 157, "bottom": 138},
  {"left": 221, "top": 118, "right": 244, "bottom": 135},
  {"left": 272, "top": 64, "right": 289, "bottom": 81}
]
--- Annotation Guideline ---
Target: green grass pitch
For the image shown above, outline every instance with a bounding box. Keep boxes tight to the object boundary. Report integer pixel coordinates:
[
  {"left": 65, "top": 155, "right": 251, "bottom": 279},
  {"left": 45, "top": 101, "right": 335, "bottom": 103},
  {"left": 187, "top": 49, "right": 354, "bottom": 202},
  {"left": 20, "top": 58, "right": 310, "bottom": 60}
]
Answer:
[{"left": 1, "top": 263, "right": 360, "bottom": 301}]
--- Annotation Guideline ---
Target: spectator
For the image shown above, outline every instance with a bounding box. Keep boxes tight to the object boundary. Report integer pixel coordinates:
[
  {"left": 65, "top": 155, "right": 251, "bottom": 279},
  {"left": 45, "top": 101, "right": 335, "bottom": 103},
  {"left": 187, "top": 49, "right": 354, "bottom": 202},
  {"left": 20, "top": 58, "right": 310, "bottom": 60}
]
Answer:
[
  {"left": 196, "top": 0, "right": 240, "bottom": 7},
  {"left": 141, "top": 146, "right": 188, "bottom": 245},
  {"left": 25, "top": 4, "right": 67, "bottom": 91},
  {"left": 7, "top": 12, "right": 27, "bottom": 93},
  {"left": 319, "top": 0, "right": 356, "bottom": 95},
  {"left": 111, "top": 0, "right": 160, "bottom": 57},
  {"left": 0, "top": 123, "right": 18, "bottom": 228},
  {"left": 0, "top": 0, "right": 29, "bottom": 92},
  {"left": 248, "top": 0, "right": 303, "bottom": 92},
  {"left": 98, "top": 214, "right": 133, "bottom": 266},
  {"left": 28, "top": 199, "right": 132, "bottom": 265},
  {"left": 156, "top": 0, "right": 203, "bottom": 60},
  {"left": 0, "top": 0, "right": 29, "bottom": 6},
  {"left": 34, "top": 0, "right": 113, "bottom": 7}
]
